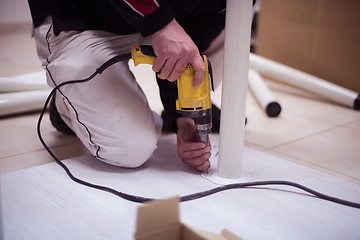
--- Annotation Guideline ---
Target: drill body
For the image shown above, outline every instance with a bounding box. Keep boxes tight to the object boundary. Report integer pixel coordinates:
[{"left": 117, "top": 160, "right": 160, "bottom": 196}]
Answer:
[{"left": 131, "top": 45, "right": 213, "bottom": 144}]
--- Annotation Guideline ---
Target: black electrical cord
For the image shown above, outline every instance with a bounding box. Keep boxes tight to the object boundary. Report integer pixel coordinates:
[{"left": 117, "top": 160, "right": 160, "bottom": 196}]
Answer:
[{"left": 37, "top": 54, "right": 360, "bottom": 208}]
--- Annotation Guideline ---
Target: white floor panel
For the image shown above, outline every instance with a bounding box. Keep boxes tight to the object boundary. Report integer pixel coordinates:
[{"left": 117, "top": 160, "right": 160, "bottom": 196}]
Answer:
[{"left": 2, "top": 134, "right": 360, "bottom": 240}]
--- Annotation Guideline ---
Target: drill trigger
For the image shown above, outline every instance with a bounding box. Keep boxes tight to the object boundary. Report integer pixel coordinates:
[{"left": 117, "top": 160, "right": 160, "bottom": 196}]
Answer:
[{"left": 139, "top": 45, "right": 156, "bottom": 57}]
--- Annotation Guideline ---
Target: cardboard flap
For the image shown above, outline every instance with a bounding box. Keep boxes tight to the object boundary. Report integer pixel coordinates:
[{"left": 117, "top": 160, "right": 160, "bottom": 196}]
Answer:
[
  {"left": 136, "top": 223, "right": 181, "bottom": 240},
  {"left": 136, "top": 197, "right": 180, "bottom": 237},
  {"left": 221, "top": 229, "right": 243, "bottom": 240},
  {"left": 182, "top": 225, "right": 227, "bottom": 240},
  {"left": 135, "top": 197, "right": 243, "bottom": 240}
]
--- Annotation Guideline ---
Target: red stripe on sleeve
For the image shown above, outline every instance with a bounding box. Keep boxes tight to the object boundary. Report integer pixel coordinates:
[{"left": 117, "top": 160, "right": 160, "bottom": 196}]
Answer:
[{"left": 124, "top": 0, "right": 159, "bottom": 16}]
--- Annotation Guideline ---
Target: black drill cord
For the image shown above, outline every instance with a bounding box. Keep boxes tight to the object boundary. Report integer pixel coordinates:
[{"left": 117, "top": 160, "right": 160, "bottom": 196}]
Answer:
[{"left": 37, "top": 55, "right": 360, "bottom": 208}]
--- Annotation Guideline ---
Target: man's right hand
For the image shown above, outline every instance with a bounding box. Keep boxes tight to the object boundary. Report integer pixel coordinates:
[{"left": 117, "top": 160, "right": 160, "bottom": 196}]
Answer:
[{"left": 151, "top": 19, "right": 205, "bottom": 88}]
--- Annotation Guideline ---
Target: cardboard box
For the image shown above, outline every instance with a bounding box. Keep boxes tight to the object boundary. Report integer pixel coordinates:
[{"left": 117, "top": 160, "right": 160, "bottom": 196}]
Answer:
[
  {"left": 256, "top": 0, "right": 360, "bottom": 92},
  {"left": 135, "top": 197, "right": 242, "bottom": 240}
]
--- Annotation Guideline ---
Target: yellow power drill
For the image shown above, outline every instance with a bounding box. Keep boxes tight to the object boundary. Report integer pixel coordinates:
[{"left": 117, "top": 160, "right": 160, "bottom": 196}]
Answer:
[{"left": 131, "top": 45, "right": 213, "bottom": 144}]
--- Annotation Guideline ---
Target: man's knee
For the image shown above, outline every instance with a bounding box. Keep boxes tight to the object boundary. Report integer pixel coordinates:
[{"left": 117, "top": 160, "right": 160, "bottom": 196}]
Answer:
[{"left": 96, "top": 131, "right": 159, "bottom": 168}]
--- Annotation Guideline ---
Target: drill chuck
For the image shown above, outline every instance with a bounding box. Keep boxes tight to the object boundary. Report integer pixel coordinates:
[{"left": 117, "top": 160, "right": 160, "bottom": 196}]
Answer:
[
  {"left": 177, "top": 108, "right": 212, "bottom": 144},
  {"left": 188, "top": 108, "right": 212, "bottom": 145},
  {"left": 195, "top": 122, "right": 212, "bottom": 144}
]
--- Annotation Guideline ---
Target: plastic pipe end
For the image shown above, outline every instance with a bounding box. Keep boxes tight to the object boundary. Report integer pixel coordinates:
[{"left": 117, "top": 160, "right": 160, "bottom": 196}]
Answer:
[{"left": 266, "top": 101, "right": 282, "bottom": 117}]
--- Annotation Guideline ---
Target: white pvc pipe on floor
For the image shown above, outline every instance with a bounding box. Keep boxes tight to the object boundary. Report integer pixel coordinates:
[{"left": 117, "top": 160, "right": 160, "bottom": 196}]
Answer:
[
  {"left": 0, "top": 90, "right": 50, "bottom": 117},
  {"left": 0, "top": 71, "right": 48, "bottom": 93},
  {"left": 249, "top": 53, "right": 360, "bottom": 110},
  {"left": 248, "top": 68, "right": 281, "bottom": 117},
  {"left": 217, "top": 0, "right": 253, "bottom": 179}
]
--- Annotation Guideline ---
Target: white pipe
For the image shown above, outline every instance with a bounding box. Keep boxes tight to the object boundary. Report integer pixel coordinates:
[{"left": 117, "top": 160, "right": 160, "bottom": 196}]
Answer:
[
  {"left": 0, "top": 90, "right": 50, "bottom": 116},
  {"left": 248, "top": 68, "right": 281, "bottom": 117},
  {"left": 0, "top": 71, "right": 49, "bottom": 93},
  {"left": 217, "top": 0, "right": 253, "bottom": 179},
  {"left": 249, "top": 53, "right": 360, "bottom": 110},
  {"left": 0, "top": 181, "right": 3, "bottom": 240}
]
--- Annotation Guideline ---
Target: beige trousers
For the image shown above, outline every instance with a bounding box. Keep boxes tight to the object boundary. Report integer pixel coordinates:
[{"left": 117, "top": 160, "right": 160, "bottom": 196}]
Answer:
[{"left": 33, "top": 17, "right": 224, "bottom": 168}]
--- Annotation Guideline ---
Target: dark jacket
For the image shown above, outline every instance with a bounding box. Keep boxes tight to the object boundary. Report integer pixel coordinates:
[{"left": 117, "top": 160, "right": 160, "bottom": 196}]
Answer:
[{"left": 28, "top": 0, "right": 225, "bottom": 52}]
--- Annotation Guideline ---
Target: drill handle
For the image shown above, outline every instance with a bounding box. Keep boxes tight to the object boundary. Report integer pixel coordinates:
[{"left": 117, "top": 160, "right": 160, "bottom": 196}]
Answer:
[
  {"left": 132, "top": 45, "right": 214, "bottom": 90},
  {"left": 131, "top": 45, "right": 157, "bottom": 66}
]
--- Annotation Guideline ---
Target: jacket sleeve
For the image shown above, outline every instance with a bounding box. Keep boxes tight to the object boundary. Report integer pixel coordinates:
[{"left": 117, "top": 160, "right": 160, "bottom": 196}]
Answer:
[{"left": 109, "top": 0, "right": 175, "bottom": 37}]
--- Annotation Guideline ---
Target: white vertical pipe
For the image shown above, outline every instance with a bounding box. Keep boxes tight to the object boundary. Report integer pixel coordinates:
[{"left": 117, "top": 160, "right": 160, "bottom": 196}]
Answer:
[
  {"left": 218, "top": 0, "right": 253, "bottom": 179},
  {"left": 0, "top": 180, "right": 3, "bottom": 240},
  {"left": 0, "top": 178, "right": 5, "bottom": 239}
]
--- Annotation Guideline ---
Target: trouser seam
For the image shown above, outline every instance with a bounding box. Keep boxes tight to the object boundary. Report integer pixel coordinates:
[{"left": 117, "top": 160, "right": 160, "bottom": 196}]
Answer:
[{"left": 44, "top": 25, "right": 103, "bottom": 160}]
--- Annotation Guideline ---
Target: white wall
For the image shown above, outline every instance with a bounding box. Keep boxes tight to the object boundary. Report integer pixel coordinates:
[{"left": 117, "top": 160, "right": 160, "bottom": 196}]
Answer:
[{"left": 0, "top": 0, "right": 32, "bottom": 24}]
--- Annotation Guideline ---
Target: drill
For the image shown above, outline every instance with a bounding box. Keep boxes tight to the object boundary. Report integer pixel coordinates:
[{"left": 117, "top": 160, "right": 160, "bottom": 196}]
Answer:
[{"left": 131, "top": 45, "right": 213, "bottom": 144}]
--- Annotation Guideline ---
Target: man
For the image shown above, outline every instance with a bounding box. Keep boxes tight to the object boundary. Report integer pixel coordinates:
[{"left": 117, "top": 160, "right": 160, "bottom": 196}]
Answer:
[{"left": 28, "top": 0, "right": 226, "bottom": 171}]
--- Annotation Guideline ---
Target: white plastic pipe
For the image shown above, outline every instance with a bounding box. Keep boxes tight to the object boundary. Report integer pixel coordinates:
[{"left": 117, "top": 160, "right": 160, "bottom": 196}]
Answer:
[
  {"left": 248, "top": 68, "right": 281, "bottom": 117},
  {"left": 0, "top": 181, "right": 3, "bottom": 240},
  {"left": 249, "top": 53, "right": 360, "bottom": 110},
  {"left": 0, "top": 90, "right": 50, "bottom": 116},
  {"left": 0, "top": 71, "right": 48, "bottom": 93},
  {"left": 217, "top": 0, "right": 253, "bottom": 179}
]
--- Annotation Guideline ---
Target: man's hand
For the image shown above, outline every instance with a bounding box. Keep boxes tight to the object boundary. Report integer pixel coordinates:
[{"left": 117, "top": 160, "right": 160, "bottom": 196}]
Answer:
[
  {"left": 176, "top": 117, "right": 211, "bottom": 171},
  {"left": 151, "top": 19, "right": 204, "bottom": 88}
]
